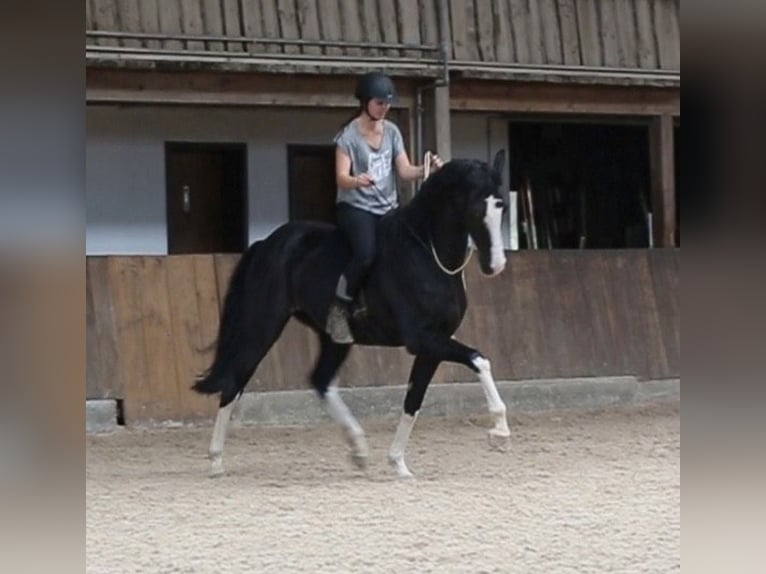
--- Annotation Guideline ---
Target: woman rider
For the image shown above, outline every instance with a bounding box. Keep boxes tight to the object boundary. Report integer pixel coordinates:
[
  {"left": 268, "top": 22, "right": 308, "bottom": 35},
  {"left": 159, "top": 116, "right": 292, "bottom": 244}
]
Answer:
[{"left": 326, "top": 72, "right": 443, "bottom": 343}]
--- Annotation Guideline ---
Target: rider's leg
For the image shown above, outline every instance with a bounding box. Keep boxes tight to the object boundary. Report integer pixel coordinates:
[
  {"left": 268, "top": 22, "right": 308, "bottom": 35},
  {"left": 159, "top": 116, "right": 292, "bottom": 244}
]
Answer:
[
  {"left": 336, "top": 203, "right": 379, "bottom": 299},
  {"left": 327, "top": 204, "right": 379, "bottom": 342}
]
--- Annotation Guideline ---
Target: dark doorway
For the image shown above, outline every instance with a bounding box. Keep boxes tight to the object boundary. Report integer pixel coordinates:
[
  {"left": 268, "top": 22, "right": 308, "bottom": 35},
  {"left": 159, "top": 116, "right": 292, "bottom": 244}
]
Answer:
[
  {"left": 165, "top": 143, "right": 247, "bottom": 254},
  {"left": 508, "top": 120, "right": 651, "bottom": 249},
  {"left": 288, "top": 144, "right": 337, "bottom": 224}
]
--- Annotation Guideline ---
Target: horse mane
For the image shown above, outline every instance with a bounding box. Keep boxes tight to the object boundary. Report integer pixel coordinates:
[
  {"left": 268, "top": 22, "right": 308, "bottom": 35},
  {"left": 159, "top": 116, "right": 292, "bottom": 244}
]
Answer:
[
  {"left": 414, "top": 159, "right": 498, "bottom": 203},
  {"left": 397, "top": 159, "right": 498, "bottom": 227}
]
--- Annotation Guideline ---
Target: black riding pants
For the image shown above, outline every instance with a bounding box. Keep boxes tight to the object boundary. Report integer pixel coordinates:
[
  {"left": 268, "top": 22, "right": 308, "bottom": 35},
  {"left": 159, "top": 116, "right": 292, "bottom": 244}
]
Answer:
[{"left": 336, "top": 202, "right": 382, "bottom": 299}]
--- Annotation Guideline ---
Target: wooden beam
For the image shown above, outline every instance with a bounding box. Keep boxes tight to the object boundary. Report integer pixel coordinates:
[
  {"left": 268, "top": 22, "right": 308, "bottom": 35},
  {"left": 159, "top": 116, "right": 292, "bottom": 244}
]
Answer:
[
  {"left": 650, "top": 114, "right": 677, "bottom": 247},
  {"left": 86, "top": 67, "right": 416, "bottom": 108},
  {"left": 420, "top": 83, "right": 452, "bottom": 162},
  {"left": 450, "top": 80, "right": 680, "bottom": 116}
]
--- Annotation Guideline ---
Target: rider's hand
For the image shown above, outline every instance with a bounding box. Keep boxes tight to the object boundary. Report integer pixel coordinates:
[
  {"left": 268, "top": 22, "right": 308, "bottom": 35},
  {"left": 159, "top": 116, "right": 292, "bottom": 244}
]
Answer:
[{"left": 356, "top": 173, "right": 375, "bottom": 187}]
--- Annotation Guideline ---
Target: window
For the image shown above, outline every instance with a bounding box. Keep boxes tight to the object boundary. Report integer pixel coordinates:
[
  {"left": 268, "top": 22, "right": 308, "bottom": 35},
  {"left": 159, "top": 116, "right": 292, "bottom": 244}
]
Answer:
[{"left": 509, "top": 120, "right": 652, "bottom": 249}]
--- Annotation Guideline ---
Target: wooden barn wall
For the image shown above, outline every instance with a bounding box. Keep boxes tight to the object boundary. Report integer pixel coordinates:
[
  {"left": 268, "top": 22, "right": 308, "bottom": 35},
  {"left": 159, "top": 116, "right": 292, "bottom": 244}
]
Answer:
[
  {"left": 86, "top": 250, "right": 679, "bottom": 426},
  {"left": 87, "top": 0, "right": 680, "bottom": 70}
]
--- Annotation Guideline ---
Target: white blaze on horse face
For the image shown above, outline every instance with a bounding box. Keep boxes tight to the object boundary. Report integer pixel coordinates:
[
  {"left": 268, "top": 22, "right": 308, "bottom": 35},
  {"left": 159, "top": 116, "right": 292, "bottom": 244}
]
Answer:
[{"left": 483, "top": 196, "right": 507, "bottom": 275}]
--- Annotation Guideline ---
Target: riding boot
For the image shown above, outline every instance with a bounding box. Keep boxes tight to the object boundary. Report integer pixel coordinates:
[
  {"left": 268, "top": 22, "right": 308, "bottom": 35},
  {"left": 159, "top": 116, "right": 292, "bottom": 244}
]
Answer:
[
  {"left": 326, "top": 296, "right": 354, "bottom": 344},
  {"left": 351, "top": 291, "right": 368, "bottom": 320}
]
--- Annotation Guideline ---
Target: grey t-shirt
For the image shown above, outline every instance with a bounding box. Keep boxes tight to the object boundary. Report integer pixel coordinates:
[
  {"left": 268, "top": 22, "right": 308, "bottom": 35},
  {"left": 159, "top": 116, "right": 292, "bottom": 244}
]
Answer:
[{"left": 334, "top": 119, "right": 405, "bottom": 215}]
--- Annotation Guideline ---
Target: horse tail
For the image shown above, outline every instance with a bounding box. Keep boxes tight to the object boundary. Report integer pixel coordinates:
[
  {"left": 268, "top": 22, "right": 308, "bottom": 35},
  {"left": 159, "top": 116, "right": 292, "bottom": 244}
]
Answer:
[{"left": 192, "top": 242, "right": 264, "bottom": 404}]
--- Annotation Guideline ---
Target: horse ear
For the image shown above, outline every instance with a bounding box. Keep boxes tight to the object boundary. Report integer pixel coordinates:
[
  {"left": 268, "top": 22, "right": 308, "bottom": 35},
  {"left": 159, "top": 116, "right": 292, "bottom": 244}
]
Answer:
[{"left": 491, "top": 149, "right": 506, "bottom": 175}]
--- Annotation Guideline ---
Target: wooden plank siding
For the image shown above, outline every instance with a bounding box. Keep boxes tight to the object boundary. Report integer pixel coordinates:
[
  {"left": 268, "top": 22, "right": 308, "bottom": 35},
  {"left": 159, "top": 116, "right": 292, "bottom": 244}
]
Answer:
[
  {"left": 575, "top": 0, "right": 602, "bottom": 66},
  {"left": 295, "top": 0, "right": 323, "bottom": 55},
  {"left": 221, "top": 0, "right": 245, "bottom": 51},
  {"left": 317, "top": 0, "right": 344, "bottom": 55},
  {"left": 138, "top": 0, "right": 161, "bottom": 50},
  {"left": 201, "top": 0, "right": 225, "bottom": 52},
  {"left": 87, "top": 250, "right": 679, "bottom": 425},
  {"left": 338, "top": 0, "right": 363, "bottom": 57},
  {"left": 377, "top": 0, "right": 401, "bottom": 57},
  {"left": 398, "top": 0, "right": 422, "bottom": 58},
  {"left": 492, "top": 0, "right": 514, "bottom": 62},
  {"left": 558, "top": 0, "right": 581, "bottom": 66},
  {"left": 474, "top": 0, "right": 496, "bottom": 62},
  {"left": 158, "top": 1, "right": 184, "bottom": 50},
  {"left": 179, "top": 0, "right": 206, "bottom": 51},
  {"left": 418, "top": 0, "right": 440, "bottom": 48},
  {"left": 86, "top": 0, "right": 679, "bottom": 73},
  {"left": 259, "top": 0, "right": 283, "bottom": 54},
  {"left": 115, "top": 0, "right": 141, "bottom": 48},
  {"left": 241, "top": 1, "right": 265, "bottom": 55}
]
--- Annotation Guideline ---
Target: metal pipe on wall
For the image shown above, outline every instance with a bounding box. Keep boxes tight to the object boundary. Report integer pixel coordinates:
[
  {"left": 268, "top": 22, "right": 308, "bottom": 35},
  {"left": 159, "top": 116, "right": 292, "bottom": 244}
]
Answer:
[
  {"left": 415, "top": 87, "right": 424, "bottom": 162},
  {"left": 436, "top": 0, "right": 451, "bottom": 85}
]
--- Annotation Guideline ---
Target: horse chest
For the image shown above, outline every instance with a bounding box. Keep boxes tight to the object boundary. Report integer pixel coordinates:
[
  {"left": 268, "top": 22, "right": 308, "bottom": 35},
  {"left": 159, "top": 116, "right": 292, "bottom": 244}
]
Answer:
[{"left": 417, "top": 278, "right": 467, "bottom": 331}]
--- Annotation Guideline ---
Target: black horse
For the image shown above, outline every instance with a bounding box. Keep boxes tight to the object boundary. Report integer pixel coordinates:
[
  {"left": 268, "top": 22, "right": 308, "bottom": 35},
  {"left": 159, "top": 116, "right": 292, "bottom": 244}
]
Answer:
[{"left": 194, "top": 151, "right": 511, "bottom": 478}]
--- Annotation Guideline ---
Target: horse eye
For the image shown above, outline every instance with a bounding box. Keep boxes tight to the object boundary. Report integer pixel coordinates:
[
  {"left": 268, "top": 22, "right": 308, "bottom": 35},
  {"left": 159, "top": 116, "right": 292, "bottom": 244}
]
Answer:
[{"left": 494, "top": 199, "right": 505, "bottom": 211}]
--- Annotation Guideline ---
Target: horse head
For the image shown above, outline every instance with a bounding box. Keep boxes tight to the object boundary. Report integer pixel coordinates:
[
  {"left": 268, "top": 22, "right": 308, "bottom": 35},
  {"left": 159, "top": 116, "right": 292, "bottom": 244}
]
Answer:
[
  {"left": 426, "top": 151, "right": 507, "bottom": 277},
  {"left": 466, "top": 150, "right": 507, "bottom": 276}
]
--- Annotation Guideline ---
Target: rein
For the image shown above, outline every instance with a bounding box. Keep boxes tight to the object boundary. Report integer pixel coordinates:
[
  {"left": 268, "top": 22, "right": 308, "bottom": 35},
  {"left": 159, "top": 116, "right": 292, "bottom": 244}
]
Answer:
[
  {"left": 430, "top": 241, "right": 474, "bottom": 275},
  {"left": 409, "top": 152, "right": 476, "bottom": 276}
]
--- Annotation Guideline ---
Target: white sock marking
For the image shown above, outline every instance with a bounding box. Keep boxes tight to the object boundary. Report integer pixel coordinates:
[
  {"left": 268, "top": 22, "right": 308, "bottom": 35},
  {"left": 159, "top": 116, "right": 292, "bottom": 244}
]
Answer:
[
  {"left": 389, "top": 412, "right": 418, "bottom": 479},
  {"left": 325, "top": 384, "right": 368, "bottom": 461},
  {"left": 209, "top": 400, "right": 236, "bottom": 476},
  {"left": 472, "top": 356, "right": 511, "bottom": 437},
  {"left": 325, "top": 385, "right": 363, "bottom": 437}
]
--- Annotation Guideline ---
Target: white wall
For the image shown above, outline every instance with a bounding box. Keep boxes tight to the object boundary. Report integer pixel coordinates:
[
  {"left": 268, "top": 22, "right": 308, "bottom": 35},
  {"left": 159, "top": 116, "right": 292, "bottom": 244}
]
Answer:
[
  {"left": 86, "top": 106, "right": 351, "bottom": 254},
  {"left": 86, "top": 106, "right": 506, "bottom": 254}
]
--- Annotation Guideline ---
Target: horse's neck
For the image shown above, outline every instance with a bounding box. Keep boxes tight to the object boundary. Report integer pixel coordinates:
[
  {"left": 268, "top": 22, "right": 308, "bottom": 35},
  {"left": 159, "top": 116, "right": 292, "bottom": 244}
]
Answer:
[{"left": 406, "top": 200, "right": 468, "bottom": 270}]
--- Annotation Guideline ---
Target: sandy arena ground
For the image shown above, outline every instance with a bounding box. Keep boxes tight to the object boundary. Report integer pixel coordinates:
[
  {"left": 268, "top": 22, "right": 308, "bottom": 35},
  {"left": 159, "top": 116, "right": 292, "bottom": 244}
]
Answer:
[{"left": 86, "top": 405, "right": 680, "bottom": 574}]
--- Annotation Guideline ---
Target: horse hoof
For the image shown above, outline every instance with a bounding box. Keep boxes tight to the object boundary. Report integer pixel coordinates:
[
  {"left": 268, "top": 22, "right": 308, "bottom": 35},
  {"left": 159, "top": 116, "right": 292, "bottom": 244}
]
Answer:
[
  {"left": 388, "top": 457, "right": 415, "bottom": 480},
  {"left": 488, "top": 430, "right": 511, "bottom": 452},
  {"left": 351, "top": 452, "right": 368, "bottom": 470},
  {"left": 209, "top": 458, "right": 225, "bottom": 478}
]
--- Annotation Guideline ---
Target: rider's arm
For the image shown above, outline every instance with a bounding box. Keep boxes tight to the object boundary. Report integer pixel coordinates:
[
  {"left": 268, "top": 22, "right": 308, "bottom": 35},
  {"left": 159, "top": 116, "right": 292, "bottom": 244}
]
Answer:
[
  {"left": 395, "top": 151, "right": 443, "bottom": 181},
  {"left": 336, "top": 147, "right": 361, "bottom": 189}
]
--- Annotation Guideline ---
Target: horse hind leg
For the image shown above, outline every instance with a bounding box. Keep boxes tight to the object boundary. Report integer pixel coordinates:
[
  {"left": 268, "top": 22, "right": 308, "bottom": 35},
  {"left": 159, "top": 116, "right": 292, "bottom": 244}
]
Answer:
[
  {"left": 388, "top": 355, "right": 440, "bottom": 479},
  {"left": 206, "top": 309, "right": 290, "bottom": 478},
  {"left": 310, "top": 337, "right": 367, "bottom": 468},
  {"left": 209, "top": 398, "right": 236, "bottom": 477}
]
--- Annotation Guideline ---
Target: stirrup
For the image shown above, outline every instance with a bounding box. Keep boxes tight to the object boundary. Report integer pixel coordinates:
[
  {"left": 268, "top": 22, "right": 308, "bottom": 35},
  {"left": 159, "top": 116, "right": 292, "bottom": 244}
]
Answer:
[{"left": 326, "top": 301, "right": 354, "bottom": 344}]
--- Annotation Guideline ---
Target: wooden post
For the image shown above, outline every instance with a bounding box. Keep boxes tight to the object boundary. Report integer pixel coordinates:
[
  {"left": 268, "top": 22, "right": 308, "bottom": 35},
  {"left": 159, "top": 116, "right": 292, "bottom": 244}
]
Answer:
[
  {"left": 399, "top": 105, "right": 417, "bottom": 204},
  {"left": 421, "top": 84, "right": 452, "bottom": 162},
  {"left": 650, "top": 114, "right": 677, "bottom": 247},
  {"left": 433, "top": 85, "right": 452, "bottom": 161}
]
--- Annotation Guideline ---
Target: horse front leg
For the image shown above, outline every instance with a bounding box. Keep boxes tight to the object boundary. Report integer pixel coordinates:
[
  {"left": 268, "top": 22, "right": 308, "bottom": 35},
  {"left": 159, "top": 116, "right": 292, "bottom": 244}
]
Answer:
[
  {"left": 388, "top": 355, "right": 440, "bottom": 479},
  {"left": 471, "top": 354, "right": 511, "bottom": 450},
  {"left": 404, "top": 335, "right": 511, "bottom": 451}
]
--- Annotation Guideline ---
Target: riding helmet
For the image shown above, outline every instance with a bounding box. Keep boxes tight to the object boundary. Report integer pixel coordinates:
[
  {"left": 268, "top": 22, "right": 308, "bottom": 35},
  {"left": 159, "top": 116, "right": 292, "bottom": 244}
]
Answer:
[{"left": 354, "top": 72, "right": 397, "bottom": 103}]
